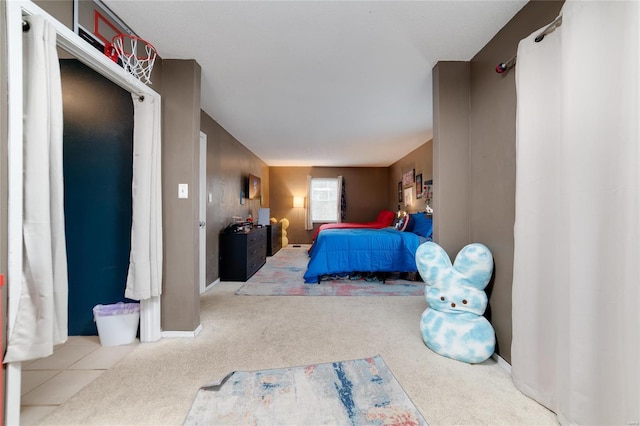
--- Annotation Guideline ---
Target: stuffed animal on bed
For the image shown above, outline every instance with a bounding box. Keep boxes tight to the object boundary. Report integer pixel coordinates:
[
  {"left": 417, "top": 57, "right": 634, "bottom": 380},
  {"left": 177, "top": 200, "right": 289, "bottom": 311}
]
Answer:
[{"left": 416, "top": 242, "right": 495, "bottom": 363}]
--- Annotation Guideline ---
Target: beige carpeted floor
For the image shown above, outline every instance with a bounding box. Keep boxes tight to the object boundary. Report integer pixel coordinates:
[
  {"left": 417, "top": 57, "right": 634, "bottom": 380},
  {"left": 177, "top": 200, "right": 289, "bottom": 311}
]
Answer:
[{"left": 39, "top": 281, "right": 558, "bottom": 425}]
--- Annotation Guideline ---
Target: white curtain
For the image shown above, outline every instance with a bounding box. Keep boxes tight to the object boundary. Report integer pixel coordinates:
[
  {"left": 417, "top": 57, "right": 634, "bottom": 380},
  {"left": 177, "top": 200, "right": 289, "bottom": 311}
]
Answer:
[
  {"left": 125, "top": 94, "right": 163, "bottom": 300},
  {"left": 337, "top": 175, "right": 344, "bottom": 224},
  {"left": 512, "top": 2, "right": 639, "bottom": 425},
  {"left": 5, "top": 16, "right": 68, "bottom": 363},
  {"left": 304, "top": 175, "right": 313, "bottom": 230}
]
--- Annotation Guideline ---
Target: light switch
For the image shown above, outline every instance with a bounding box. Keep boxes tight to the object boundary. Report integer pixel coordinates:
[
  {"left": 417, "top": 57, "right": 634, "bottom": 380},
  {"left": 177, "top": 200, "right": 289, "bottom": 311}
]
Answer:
[
  {"left": 178, "top": 183, "right": 189, "bottom": 199},
  {"left": 208, "top": 192, "right": 213, "bottom": 203}
]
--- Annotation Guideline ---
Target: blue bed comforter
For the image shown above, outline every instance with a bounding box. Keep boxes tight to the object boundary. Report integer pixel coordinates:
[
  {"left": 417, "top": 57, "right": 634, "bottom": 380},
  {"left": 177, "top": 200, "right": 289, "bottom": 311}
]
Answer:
[{"left": 303, "top": 228, "right": 421, "bottom": 283}]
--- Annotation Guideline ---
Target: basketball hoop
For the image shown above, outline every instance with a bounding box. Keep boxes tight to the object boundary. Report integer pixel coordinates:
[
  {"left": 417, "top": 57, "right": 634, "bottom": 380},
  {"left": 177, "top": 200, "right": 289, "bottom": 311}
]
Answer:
[{"left": 111, "top": 34, "right": 158, "bottom": 85}]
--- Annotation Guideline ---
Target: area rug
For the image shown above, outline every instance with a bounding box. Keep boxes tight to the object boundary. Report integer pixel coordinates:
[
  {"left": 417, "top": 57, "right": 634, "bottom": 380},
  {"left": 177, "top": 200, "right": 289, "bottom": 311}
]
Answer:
[
  {"left": 235, "top": 245, "right": 425, "bottom": 296},
  {"left": 184, "top": 355, "right": 427, "bottom": 425}
]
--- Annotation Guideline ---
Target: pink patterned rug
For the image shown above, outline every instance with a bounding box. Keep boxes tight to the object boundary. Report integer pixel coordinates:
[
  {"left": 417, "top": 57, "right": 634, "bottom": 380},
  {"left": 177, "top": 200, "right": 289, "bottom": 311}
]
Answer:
[{"left": 235, "top": 245, "right": 424, "bottom": 296}]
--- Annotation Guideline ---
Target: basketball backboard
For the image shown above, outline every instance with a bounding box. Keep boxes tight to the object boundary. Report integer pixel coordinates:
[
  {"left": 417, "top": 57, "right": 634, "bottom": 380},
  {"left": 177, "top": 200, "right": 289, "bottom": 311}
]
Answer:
[{"left": 73, "top": 0, "right": 135, "bottom": 57}]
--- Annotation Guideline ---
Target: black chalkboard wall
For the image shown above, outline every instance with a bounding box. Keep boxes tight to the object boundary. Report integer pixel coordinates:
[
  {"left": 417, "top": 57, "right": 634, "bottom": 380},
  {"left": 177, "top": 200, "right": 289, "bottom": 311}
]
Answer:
[{"left": 61, "top": 59, "right": 134, "bottom": 335}]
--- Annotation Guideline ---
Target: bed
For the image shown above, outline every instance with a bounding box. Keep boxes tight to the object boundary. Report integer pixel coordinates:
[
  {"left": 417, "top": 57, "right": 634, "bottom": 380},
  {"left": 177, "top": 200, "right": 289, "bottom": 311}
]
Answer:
[
  {"left": 310, "top": 209, "right": 396, "bottom": 242},
  {"left": 303, "top": 213, "right": 433, "bottom": 284}
]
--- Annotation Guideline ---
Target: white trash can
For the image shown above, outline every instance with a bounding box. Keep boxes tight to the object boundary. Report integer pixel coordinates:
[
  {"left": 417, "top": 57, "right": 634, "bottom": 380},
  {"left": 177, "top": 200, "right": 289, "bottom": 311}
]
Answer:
[{"left": 93, "top": 302, "right": 140, "bottom": 346}]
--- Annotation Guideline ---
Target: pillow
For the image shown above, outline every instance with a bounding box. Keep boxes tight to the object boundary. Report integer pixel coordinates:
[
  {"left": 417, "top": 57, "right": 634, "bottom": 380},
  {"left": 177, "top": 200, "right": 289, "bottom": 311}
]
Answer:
[
  {"left": 376, "top": 210, "right": 396, "bottom": 226},
  {"left": 410, "top": 213, "right": 433, "bottom": 238},
  {"left": 396, "top": 214, "right": 412, "bottom": 232},
  {"left": 391, "top": 211, "right": 404, "bottom": 228}
]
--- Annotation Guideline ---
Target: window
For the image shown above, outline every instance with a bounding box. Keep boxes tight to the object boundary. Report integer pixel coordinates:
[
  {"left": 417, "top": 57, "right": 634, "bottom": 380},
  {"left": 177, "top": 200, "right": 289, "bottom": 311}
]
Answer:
[{"left": 310, "top": 178, "right": 339, "bottom": 223}]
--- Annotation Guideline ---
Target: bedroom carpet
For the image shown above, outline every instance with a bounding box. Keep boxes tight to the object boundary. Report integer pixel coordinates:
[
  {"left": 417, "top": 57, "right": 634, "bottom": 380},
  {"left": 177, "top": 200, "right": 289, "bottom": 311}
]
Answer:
[
  {"left": 36, "top": 282, "right": 558, "bottom": 425},
  {"left": 236, "top": 244, "right": 425, "bottom": 296},
  {"left": 184, "top": 355, "right": 427, "bottom": 425}
]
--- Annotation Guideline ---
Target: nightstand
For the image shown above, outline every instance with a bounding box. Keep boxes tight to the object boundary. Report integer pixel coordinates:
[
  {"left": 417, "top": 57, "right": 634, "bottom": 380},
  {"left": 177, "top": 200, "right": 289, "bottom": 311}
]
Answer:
[{"left": 266, "top": 222, "right": 282, "bottom": 256}]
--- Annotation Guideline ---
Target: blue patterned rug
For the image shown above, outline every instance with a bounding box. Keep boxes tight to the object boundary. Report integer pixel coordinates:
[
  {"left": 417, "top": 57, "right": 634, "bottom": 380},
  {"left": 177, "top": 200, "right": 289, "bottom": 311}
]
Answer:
[
  {"left": 184, "top": 355, "right": 427, "bottom": 425},
  {"left": 235, "top": 245, "right": 424, "bottom": 296}
]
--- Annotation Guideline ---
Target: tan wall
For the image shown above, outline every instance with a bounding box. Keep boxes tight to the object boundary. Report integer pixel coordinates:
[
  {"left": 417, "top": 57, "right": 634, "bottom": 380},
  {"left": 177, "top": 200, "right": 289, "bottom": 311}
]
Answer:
[
  {"left": 432, "top": 0, "right": 564, "bottom": 362},
  {"left": 432, "top": 62, "right": 471, "bottom": 255},
  {"left": 200, "top": 111, "right": 268, "bottom": 283},
  {"left": 34, "top": 0, "right": 73, "bottom": 28},
  {"left": 269, "top": 167, "right": 389, "bottom": 245},
  {"left": 160, "top": 60, "right": 201, "bottom": 332},
  {"left": 388, "top": 141, "right": 433, "bottom": 215}
]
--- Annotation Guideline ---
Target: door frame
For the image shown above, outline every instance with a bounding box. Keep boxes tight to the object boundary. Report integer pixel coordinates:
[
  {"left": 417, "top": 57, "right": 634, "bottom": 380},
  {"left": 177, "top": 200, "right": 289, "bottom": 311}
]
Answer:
[
  {"left": 6, "top": 1, "right": 162, "bottom": 423},
  {"left": 199, "top": 131, "right": 207, "bottom": 294}
]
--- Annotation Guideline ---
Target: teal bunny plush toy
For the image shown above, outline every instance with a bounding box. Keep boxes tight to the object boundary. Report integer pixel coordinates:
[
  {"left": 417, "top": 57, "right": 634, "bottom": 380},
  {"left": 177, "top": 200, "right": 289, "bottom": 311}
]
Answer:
[{"left": 416, "top": 242, "right": 495, "bottom": 363}]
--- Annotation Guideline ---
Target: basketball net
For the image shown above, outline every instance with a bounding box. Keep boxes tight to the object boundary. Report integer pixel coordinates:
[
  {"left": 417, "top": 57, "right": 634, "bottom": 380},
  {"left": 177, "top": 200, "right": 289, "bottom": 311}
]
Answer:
[{"left": 110, "top": 34, "right": 157, "bottom": 85}]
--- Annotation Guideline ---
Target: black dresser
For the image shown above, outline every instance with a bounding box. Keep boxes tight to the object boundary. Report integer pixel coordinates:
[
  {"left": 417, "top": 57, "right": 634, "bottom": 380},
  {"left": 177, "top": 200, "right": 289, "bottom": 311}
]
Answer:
[
  {"left": 219, "top": 226, "right": 267, "bottom": 281},
  {"left": 266, "top": 222, "right": 282, "bottom": 256}
]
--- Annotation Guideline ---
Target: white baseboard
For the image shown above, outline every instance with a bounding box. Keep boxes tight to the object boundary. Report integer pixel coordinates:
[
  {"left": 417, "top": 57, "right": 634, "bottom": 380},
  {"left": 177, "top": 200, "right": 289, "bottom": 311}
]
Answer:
[
  {"left": 492, "top": 353, "right": 512, "bottom": 374},
  {"left": 162, "top": 278, "right": 218, "bottom": 338},
  {"left": 202, "top": 278, "right": 220, "bottom": 294},
  {"left": 161, "top": 324, "right": 203, "bottom": 338}
]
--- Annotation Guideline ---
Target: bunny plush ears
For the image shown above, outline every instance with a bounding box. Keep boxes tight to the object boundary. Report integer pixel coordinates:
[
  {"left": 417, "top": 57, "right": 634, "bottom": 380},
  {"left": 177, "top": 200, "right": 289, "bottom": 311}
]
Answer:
[
  {"left": 417, "top": 242, "right": 496, "bottom": 364},
  {"left": 416, "top": 242, "right": 493, "bottom": 291}
]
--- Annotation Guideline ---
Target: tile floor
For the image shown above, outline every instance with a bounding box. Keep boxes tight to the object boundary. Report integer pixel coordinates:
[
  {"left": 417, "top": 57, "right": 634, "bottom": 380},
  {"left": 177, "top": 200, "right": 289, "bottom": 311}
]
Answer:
[{"left": 20, "top": 336, "right": 139, "bottom": 426}]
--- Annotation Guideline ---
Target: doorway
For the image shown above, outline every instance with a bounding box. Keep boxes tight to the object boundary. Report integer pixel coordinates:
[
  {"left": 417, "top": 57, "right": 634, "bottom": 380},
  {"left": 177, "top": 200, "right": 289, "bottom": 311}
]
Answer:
[
  {"left": 61, "top": 59, "right": 135, "bottom": 335},
  {"left": 5, "top": 3, "right": 163, "bottom": 423}
]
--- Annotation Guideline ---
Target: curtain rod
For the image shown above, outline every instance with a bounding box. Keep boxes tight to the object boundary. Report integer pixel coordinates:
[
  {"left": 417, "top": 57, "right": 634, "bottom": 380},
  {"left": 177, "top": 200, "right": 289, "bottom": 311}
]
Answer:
[
  {"left": 496, "top": 55, "right": 516, "bottom": 74},
  {"left": 495, "top": 14, "right": 563, "bottom": 74},
  {"left": 535, "top": 15, "right": 562, "bottom": 43}
]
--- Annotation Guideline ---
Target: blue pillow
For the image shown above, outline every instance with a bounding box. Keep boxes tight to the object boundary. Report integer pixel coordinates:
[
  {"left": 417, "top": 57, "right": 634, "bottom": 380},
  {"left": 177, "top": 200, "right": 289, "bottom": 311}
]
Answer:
[{"left": 410, "top": 213, "right": 433, "bottom": 238}]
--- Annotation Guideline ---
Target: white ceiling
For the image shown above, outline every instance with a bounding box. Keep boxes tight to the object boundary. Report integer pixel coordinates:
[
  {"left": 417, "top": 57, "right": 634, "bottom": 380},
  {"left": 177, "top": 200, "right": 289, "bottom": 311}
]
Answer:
[{"left": 103, "top": 1, "right": 527, "bottom": 167}]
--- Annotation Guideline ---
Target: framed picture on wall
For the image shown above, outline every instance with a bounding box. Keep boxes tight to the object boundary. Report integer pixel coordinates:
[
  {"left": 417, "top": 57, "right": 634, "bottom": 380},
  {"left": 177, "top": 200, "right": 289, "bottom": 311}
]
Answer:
[
  {"left": 416, "top": 173, "right": 423, "bottom": 198},
  {"left": 398, "top": 181, "right": 403, "bottom": 202},
  {"left": 402, "top": 169, "right": 415, "bottom": 187},
  {"left": 404, "top": 186, "right": 415, "bottom": 207}
]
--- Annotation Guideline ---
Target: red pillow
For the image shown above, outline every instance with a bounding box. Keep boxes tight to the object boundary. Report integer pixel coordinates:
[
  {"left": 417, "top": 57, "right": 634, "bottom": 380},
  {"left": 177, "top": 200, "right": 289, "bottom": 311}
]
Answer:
[{"left": 376, "top": 210, "right": 396, "bottom": 226}]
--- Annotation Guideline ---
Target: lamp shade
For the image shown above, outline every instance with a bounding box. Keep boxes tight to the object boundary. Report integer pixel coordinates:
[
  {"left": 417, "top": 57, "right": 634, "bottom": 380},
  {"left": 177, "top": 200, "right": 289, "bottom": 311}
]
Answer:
[{"left": 293, "top": 196, "right": 305, "bottom": 208}]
